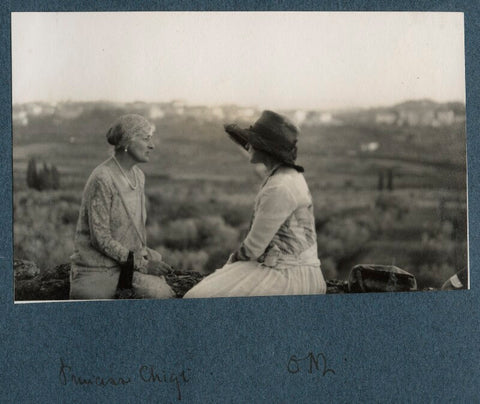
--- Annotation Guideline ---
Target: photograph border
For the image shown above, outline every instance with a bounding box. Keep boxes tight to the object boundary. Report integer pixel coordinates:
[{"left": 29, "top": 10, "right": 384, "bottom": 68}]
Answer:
[{"left": 1, "top": 2, "right": 479, "bottom": 403}]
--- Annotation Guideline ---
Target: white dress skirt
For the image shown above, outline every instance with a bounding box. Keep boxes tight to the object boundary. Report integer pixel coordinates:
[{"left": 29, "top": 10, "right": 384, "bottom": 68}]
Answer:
[{"left": 184, "top": 257, "right": 326, "bottom": 298}]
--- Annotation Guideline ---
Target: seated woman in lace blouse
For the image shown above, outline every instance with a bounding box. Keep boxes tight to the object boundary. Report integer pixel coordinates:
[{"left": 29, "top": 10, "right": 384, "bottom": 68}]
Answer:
[
  {"left": 70, "top": 114, "right": 174, "bottom": 300},
  {"left": 184, "top": 110, "right": 327, "bottom": 298}
]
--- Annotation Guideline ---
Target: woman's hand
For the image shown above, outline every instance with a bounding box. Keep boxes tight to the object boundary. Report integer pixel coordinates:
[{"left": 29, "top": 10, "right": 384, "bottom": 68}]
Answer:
[
  {"left": 145, "top": 247, "right": 163, "bottom": 262},
  {"left": 227, "top": 245, "right": 250, "bottom": 264},
  {"left": 133, "top": 251, "right": 149, "bottom": 273},
  {"left": 226, "top": 253, "right": 236, "bottom": 265},
  {"left": 146, "top": 260, "right": 173, "bottom": 276}
]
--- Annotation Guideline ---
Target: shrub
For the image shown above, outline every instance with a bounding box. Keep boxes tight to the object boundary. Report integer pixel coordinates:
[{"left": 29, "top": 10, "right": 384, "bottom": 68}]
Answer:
[
  {"left": 204, "top": 247, "right": 231, "bottom": 274},
  {"left": 406, "top": 221, "right": 467, "bottom": 288},
  {"left": 320, "top": 257, "right": 338, "bottom": 280},
  {"left": 14, "top": 190, "right": 80, "bottom": 269},
  {"left": 317, "top": 217, "right": 371, "bottom": 263},
  {"left": 374, "top": 193, "right": 409, "bottom": 220},
  {"left": 155, "top": 246, "right": 209, "bottom": 273},
  {"left": 162, "top": 218, "right": 199, "bottom": 250},
  {"left": 196, "top": 216, "right": 239, "bottom": 250},
  {"left": 375, "top": 193, "right": 407, "bottom": 212},
  {"left": 414, "top": 263, "right": 456, "bottom": 289},
  {"left": 221, "top": 204, "right": 252, "bottom": 228}
]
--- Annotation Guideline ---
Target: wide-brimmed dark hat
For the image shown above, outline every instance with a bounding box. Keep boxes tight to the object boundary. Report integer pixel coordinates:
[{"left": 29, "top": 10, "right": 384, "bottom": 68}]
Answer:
[{"left": 224, "top": 110, "right": 304, "bottom": 172}]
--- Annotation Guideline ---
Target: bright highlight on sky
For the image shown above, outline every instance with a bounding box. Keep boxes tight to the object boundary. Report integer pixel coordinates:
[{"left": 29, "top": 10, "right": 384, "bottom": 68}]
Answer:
[{"left": 12, "top": 12, "right": 465, "bottom": 110}]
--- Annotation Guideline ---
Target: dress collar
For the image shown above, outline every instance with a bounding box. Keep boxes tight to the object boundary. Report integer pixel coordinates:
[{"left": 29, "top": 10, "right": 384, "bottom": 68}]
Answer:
[{"left": 260, "top": 163, "right": 282, "bottom": 188}]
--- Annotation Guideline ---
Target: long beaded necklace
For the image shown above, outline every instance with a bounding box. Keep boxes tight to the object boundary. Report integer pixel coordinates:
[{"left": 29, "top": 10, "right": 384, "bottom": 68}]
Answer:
[{"left": 111, "top": 155, "right": 138, "bottom": 190}]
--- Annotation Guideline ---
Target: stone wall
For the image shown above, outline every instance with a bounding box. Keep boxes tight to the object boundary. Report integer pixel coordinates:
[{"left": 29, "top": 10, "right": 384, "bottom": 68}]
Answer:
[
  {"left": 15, "top": 260, "right": 430, "bottom": 301},
  {"left": 14, "top": 260, "right": 206, "bottom": 300}
]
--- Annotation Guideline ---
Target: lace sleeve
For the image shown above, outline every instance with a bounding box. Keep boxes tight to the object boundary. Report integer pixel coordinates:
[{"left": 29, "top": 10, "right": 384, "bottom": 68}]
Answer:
[{"left": 87, "top": 175, "right": 130, "bottom": 263}]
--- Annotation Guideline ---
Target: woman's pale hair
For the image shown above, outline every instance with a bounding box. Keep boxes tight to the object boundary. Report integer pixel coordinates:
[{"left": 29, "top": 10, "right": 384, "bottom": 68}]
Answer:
[{"left": 106, "top": 114, "right": 154, "bottom": 150}]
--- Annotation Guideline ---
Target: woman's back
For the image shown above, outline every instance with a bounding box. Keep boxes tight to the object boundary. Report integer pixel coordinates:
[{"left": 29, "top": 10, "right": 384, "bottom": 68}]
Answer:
[{"left": 255, "top": 167, "right": 319, "bottom": 267}]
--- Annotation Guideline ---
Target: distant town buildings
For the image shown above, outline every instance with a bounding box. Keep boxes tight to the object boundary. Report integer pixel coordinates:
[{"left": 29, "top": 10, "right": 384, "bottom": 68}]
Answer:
[
  {"left": 12, "top": 109, "right": 28, "bottom": 126},
  {"left": 302, "top": 111, "right": 336, "bottom": 126},
  {"left": 375, "top": 112, "right": 397, "bottom": 125},
  {"left": 373, "top": 100, "right": 465, "bottom": 127},
  {"left": 12, "top": 99, "right": 465, "bottom": 129}
]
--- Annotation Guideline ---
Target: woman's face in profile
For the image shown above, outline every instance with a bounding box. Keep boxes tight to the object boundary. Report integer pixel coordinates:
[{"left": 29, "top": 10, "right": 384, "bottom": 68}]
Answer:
[
  {"left": 127, "top": 130, "right": 155, "bottom": 163},
  {"left": 248, "top": 145, "right": 266, "bottom": 165}
]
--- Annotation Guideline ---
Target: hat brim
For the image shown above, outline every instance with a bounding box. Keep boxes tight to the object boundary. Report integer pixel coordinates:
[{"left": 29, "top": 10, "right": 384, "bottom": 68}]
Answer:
[
  {"left": 224, "top": 124, "right": 251, "bottom": 151},
  {"left": 224, "top": 123, "right": 305, "bottom": 172}
]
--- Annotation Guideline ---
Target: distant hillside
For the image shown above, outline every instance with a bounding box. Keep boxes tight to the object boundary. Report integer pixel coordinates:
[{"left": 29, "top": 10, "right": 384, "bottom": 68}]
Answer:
[
  {"left": 11, "top": 98, "right": 467, "bottom": 194},
  {"left": 13, "top": 99, "right": 465, "bottom": 138},
  {"left": 333, "top": 99, "right": 465, "bottom": 127}
]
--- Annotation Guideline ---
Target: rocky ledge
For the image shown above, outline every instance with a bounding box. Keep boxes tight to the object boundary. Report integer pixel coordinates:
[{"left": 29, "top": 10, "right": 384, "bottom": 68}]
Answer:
[
  {"left": 14, "top": 260, "right": 208, "bottom": 300},
  {"left": 14, "top": 260, "right": 426, "bottom": 301}
]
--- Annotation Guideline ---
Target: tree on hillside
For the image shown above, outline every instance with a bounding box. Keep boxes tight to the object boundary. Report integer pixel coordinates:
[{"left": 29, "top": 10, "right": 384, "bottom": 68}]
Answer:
[
  {"left": 377, "top": 170, "right": 384, "bottom": 191},
  {"left": 26, "top": 157, "right": 61, "bottom": 191},
  {"left": 387, "top": 168, "right": 394, "bottom": 191},
  {"left": 51, "top": 165, "right": 60, "bottom": 190},
  {"left": 26, "top": 157, "right": 38, "bottom": 189}
]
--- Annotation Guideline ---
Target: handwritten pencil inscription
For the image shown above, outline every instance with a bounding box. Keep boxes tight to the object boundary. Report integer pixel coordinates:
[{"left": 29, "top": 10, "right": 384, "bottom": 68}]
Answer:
[
  {"left": 59, "top": 358, "right": 191, "bottom": 401},
  {"left": 287, "top": 352, "right": 336, "bottom": 376}
]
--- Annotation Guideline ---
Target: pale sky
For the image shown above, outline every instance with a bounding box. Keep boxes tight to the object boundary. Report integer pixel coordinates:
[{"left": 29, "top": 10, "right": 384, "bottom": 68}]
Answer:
[{"left": 12, "top": 12, "right": 465, "bottom": 110}]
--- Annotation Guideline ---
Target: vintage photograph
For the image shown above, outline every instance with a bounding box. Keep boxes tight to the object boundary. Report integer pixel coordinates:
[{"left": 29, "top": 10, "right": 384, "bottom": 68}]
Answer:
[{"left": 12, "top": 11, "right": 468, "bottom": 301}]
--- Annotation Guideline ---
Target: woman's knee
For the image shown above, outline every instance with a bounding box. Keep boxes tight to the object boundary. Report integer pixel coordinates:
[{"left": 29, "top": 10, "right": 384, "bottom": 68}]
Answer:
[
  {"left": 133, "top": 273, "right": 175, "bottom": 299},
  {"left": 69, "top": 268, "right": 119, "bottom": 300}
]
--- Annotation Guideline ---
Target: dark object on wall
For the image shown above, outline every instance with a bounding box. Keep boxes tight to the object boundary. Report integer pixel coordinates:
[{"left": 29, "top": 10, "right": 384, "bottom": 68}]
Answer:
[
  {"left": 348, "top": 264, "right": 417, "bottom": 293},
  {"left": 115, "top": 251, "right": 136, "bottom": 299},
  {"left": 441, "top": 267, "right": 468, "bottom": 290}
]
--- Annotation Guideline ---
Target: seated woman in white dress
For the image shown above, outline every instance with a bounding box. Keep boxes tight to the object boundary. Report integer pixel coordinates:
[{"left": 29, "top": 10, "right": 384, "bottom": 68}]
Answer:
[
  {"left": 184, "top": 110, "right": 326, "bottom": 298},
  {"left": 70, "top": 114, "right": 174, "bottom": 300}
]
